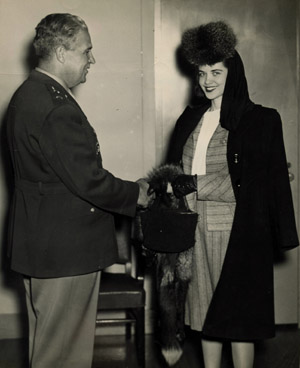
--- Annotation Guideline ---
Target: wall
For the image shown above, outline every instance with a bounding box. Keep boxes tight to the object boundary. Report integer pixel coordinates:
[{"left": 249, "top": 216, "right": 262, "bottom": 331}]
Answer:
[{"left": 0, "top": 0, "right": 156, "bottom": 338}]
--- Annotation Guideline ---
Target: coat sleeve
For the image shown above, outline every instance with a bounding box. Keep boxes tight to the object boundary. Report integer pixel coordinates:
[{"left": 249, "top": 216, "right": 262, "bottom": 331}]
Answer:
[
  {"left": 39, "top": 103, "right": 139, "bottom": 217},
  {"left": 196, "top": 165, "right": 235, "bottom": 202},
  {"left": 268, "top": 110, "right": 298, "bottom": 251}
]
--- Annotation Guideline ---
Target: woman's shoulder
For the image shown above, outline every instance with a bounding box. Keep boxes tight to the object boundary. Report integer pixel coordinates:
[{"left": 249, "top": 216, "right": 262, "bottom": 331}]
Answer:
[
  {"left": 179, "top": 103, "right": 208, "bottom": 116},
  {"left": 243, "top": 104, "right": 282, "bottom": 132},
  {"left": 236, "top": 104, "right": 282, "bottom": 138},
  {"left": 176, "top": 103, "right": 210, "bottom": 127},
  {"left": 250, "top": 104, "right": 281, "bottom": 120}
]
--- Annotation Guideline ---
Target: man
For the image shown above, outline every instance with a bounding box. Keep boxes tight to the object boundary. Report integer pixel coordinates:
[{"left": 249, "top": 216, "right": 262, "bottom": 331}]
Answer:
[{"left": 6, "top": 13, "right": 150, "bottom": 368}]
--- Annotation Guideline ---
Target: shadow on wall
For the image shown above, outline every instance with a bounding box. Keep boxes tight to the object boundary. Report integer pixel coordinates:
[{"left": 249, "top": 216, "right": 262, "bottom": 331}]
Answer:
[
  {"left": 24, "top": 39, "right": 39, "bottom": 74},
  {"left": 175, "top": 45, "right": 203, "bottom": 108},
  {"left": 163, "top": 45, "right": 206, "bottom": 164},
  {"left": 0, "top": 108, "right": 28, "bottom": 339},
  {"left": 0, "top": 108, "right": 14, "bottom": 276},
  {"left": 0, "top": 38, "right": 38, "bottom": 337}
]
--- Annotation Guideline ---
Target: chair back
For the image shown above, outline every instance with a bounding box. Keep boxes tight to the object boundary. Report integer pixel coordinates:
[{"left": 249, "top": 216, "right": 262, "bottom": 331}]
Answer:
[{"left": 114, "top": 214, "right": 132, "bottom": 264}]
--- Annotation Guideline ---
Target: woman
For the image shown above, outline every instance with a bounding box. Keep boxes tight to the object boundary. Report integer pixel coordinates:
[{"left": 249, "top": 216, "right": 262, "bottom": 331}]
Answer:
[{"left": 168, "top": 21, "right": 298, "bottom": 368}]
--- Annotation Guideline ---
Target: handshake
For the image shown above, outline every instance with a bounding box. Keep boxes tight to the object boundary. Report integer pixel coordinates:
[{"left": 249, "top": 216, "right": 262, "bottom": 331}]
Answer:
[
  {"left": 136, "top": 174, "right": 197, "bottom": 208},
  {"left": 136, "top": 178, "right": 153, "bottom": 208}
]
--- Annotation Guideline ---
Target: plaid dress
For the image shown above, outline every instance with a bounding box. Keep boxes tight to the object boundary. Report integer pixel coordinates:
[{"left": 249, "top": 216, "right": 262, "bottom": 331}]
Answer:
[{"left": 183, "top": 116, "right": 236, "bottom": 331}]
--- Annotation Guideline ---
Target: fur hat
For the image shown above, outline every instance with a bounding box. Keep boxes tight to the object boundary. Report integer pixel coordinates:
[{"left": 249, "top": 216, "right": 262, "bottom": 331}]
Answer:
[{"left": 181, "top": 20, "right": 237, "bottom": 66}]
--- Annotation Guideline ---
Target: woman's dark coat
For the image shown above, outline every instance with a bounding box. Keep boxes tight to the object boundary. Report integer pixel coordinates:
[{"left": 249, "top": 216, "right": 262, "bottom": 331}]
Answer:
[{"left": 167, "top": 53, "right": 298, "bottom": 340}]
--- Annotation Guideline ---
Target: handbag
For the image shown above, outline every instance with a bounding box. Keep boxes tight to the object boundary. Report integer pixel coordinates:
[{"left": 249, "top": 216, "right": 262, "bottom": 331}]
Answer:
[{"left": 140, "top": 197, "right": 198, "bottom": 253}]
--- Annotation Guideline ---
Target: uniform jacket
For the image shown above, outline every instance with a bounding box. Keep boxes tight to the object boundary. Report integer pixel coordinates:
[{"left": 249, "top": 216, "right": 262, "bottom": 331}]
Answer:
[
  {"left": 167, "top": 103, "right": 299, "bottom": 340},
  {"left": 6, "top": 70, "right": 139, "bottom": 278}
]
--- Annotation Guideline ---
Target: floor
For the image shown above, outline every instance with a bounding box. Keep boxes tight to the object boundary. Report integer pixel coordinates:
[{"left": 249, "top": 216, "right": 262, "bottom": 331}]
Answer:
[{"left": 0, "top": 326, "right": 299, "bottom": 368}]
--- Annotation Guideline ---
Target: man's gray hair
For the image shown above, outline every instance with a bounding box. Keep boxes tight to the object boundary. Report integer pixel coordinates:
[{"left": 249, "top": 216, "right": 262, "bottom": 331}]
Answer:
[{"left": 33, "top": 13, "right": 88, "bottom": 58}]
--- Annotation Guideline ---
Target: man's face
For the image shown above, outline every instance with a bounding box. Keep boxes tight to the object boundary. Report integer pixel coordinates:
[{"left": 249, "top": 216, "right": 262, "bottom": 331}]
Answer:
[{"left": 63, "top": 29, "right": 96, "bottom": 88}]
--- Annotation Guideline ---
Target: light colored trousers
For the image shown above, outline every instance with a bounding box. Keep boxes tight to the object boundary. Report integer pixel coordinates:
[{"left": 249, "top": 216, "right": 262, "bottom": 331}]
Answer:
[{"left": 24, "top": 271, "right": 101, "bottom": 368}]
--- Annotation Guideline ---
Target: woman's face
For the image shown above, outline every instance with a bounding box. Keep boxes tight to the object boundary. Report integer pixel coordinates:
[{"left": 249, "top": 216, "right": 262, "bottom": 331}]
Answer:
[{"left": 198, "top": 62, "right": 228, "bottom": 105}]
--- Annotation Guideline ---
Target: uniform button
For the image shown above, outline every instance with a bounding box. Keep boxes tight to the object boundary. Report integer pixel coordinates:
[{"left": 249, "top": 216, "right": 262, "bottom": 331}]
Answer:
[
  {"left": 235, "top": 179, "right": 241, "bottom": 188},
  {"left": 90, "top": 208, "right": 95, "bottom": 212},
  {"left": 221, "top": 139, "right": 227, "bottom": 144}
]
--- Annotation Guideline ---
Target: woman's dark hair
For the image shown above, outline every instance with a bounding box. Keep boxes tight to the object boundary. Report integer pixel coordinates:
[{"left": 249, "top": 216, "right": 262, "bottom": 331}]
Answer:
[{"left": 33, "top": 13, "right": 88, "bottom": 58}]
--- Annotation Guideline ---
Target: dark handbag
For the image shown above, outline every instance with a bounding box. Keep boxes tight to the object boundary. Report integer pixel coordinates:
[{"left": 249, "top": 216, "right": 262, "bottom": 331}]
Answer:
[{"left": 140, "top": 198, "right": 198, "bottom": 253}]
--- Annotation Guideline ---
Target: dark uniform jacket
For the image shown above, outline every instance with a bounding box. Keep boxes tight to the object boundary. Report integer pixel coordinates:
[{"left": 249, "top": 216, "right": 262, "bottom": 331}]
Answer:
[{"left": 6, "top": 70, "right": 139, "bottom": 278}]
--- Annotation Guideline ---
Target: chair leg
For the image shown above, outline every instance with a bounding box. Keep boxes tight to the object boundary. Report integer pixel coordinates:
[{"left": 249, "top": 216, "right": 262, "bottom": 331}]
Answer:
[
  {"left": 133, "top": 307, "right": 145, "bottom": 368},
  {"left": 125, "top": 310, "right": 131, "bottom": 339}
]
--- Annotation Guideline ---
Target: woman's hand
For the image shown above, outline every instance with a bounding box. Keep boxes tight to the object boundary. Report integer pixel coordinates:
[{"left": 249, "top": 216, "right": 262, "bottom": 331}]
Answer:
[{"left": 171, "top": 174, "right": 197, "bottom": 198}]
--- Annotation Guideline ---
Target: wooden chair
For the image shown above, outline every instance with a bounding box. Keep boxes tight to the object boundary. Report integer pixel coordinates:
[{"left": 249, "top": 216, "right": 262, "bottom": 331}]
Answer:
[{"left": 96, "top": 215, "right": 146, "bottom": 368}]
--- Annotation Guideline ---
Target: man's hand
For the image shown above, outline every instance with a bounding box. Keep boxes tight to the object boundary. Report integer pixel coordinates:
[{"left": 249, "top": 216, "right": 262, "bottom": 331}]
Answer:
[{"left": 136, "top": 178, "right": 153, "bottom": 208}]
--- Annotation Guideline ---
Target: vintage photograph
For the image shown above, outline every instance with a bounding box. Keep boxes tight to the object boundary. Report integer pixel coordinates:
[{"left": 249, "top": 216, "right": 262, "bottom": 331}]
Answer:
[{"left": 0, "top": 0, "right": 299, "bottom": 367}]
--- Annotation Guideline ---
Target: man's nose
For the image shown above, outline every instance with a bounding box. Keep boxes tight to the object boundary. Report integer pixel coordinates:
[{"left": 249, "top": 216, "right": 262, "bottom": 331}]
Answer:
[{"left": 89, "top": 51, "right": 96, "bottom": 64}]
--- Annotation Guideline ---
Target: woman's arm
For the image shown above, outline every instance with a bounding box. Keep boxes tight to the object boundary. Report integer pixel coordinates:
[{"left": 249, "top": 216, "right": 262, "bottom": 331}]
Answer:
[{"left": 196, "top": 165, "right": 235, "bottom": 202}]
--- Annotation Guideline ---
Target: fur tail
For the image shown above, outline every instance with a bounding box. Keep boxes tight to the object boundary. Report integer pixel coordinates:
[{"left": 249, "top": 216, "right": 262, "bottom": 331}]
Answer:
[{"left": 161, "top": 341, "right": 183, "bottom": 366}]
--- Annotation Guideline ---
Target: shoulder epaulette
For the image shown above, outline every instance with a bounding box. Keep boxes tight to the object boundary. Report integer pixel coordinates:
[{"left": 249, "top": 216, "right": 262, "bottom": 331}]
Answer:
[{"left": 46, "top": 84, "right": 70, "bottom": 104}]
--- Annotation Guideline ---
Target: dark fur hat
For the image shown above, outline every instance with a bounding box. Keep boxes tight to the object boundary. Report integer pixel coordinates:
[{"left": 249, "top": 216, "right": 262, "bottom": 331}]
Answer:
[{"left": 181, "top": 20, "right": 237, "bottom": 66}]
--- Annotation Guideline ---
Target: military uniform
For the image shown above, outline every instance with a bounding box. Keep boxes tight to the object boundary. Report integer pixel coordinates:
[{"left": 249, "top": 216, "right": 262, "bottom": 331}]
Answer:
[{"left": 6, "top": 70, "right": 139, "bottom": 367}]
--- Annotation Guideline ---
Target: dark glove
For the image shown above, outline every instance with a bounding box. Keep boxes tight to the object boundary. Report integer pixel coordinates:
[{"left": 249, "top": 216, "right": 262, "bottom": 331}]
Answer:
[{"left": 171, "top": 174, "right": 197, "bottom": 198}]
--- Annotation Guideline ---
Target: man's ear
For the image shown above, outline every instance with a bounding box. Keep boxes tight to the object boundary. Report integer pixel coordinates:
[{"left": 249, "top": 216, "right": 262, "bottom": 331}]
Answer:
[{"left": 55, "top": 45, "right": 66, "bottom": 63}]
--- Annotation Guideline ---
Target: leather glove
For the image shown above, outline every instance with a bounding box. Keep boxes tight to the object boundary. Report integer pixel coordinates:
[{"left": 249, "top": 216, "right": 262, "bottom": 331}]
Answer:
[{"left": 171, "top": 174, "right": 197, "bottom": 198}]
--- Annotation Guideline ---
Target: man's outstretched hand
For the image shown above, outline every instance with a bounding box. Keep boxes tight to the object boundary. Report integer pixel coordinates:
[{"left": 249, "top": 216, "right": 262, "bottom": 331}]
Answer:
[{"left": 136, "top": 178, "right": 154, "bottom": 208}]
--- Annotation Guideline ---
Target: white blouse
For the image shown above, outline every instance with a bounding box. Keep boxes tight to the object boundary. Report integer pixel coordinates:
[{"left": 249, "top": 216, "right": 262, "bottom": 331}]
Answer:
[{"left": 191, "top": 109, "right": 220, "bottom": 175}]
